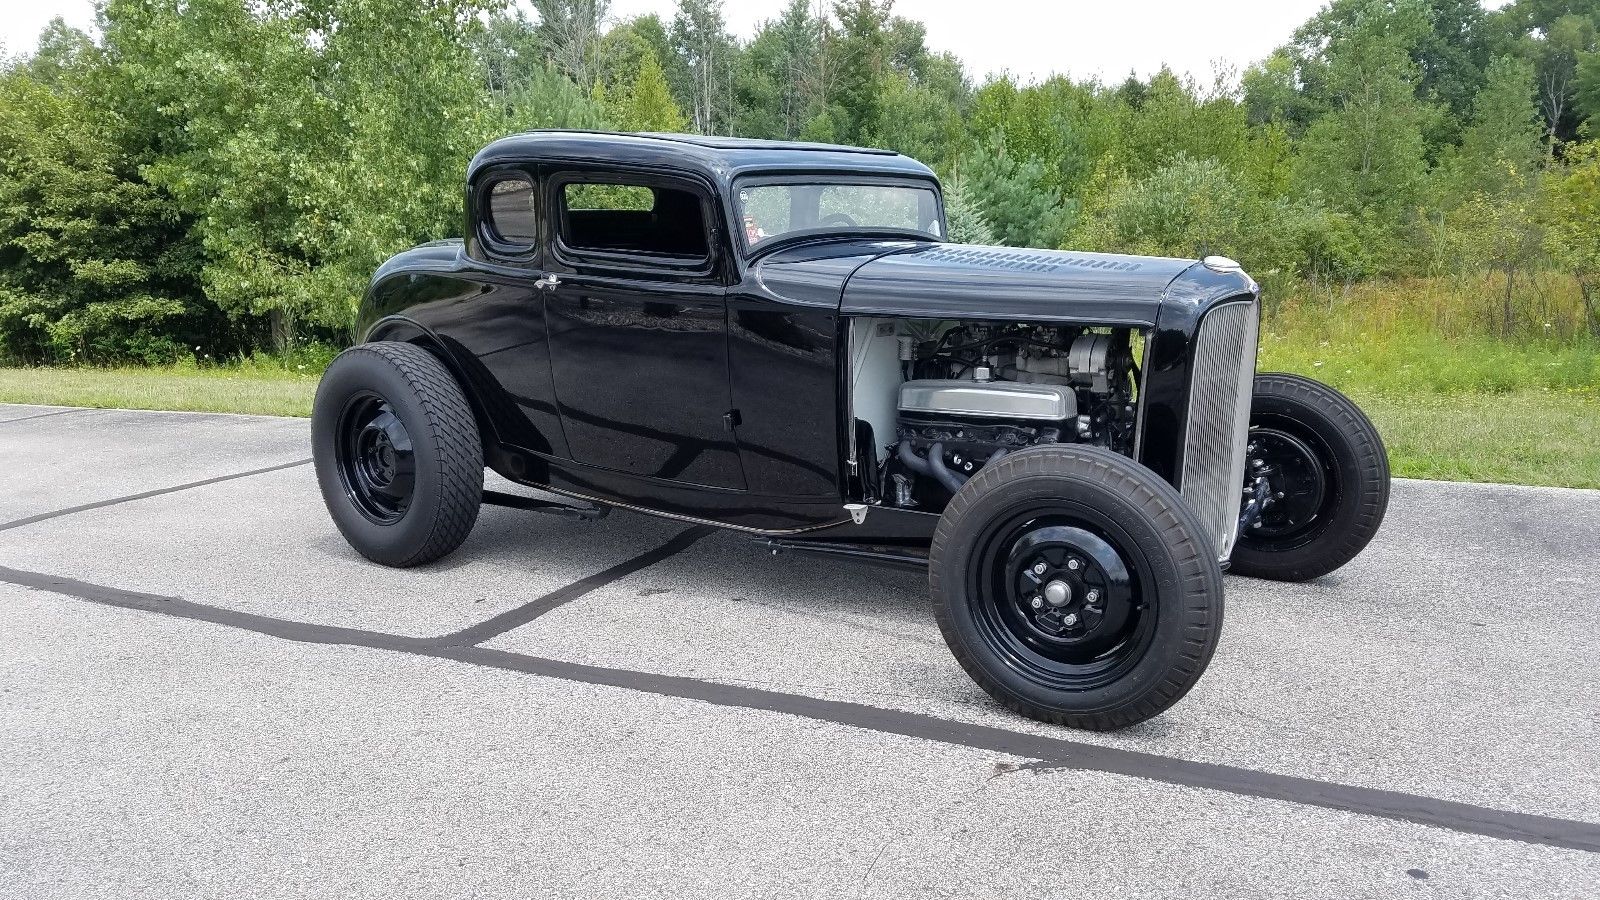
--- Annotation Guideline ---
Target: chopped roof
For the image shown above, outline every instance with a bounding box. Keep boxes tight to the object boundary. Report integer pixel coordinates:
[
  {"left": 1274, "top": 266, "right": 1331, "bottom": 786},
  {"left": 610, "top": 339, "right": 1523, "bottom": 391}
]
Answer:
[
  {"left": 629, "top": 132, "right": 899, "bottom": 155},
  {"left": 468, "top": 130, "right": 937, "bottom": 187}
]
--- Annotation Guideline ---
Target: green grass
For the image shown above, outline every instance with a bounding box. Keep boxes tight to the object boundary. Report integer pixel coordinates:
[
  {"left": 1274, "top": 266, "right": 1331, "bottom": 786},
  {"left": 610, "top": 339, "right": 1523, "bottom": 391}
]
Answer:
[
  {"left": 1336, "top": 390, "right": 1599, "bottom": 489},
  {"left": 1256, "top": 325, "right": 1600, "bottom": 488},
  {"left": 3, "top": 326, "right": 1597, "bottom": 488},
  {"left": 0, "top": 365, "right": 319, "bottom": 417}
]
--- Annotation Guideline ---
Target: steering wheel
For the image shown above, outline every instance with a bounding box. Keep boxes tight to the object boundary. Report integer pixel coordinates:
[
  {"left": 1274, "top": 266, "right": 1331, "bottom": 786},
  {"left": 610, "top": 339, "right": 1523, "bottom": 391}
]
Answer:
[{"left": 818, "top": 212, "right": 859, "bottom": 228}]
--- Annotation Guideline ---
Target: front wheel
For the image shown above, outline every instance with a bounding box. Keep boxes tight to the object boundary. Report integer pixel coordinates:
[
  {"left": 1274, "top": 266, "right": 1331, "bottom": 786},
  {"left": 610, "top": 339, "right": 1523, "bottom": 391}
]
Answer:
[
  {"left": 1230, "top": 373, "right": 1389, "bottom": 582},
  {"left": 312, "top": 341, "right": 484, "bottom": 567},
  {"left": 929, "top": 446, "right": 1224, "bottom": 731}
]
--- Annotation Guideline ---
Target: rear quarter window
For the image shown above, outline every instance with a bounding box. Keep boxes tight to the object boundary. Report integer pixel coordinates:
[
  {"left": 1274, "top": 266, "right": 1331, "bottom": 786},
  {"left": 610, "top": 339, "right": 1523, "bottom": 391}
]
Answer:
[{"left": 485, "top": 178, "right": 538, "bottom": 245}]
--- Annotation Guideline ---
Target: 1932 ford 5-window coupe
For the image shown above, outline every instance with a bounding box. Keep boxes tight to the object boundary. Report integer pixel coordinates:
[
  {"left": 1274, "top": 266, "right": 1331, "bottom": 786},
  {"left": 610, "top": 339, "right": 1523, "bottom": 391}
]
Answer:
[{"left": 312, "top": 131, "right": 1390, "bottom": 730}]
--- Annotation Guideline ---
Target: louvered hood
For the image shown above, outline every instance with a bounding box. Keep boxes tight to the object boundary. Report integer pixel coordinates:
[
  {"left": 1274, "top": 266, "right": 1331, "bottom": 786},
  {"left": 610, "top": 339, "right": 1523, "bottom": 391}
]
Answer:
[{"left": 837, "top": 243, "right": 1197, "bottom": 325}]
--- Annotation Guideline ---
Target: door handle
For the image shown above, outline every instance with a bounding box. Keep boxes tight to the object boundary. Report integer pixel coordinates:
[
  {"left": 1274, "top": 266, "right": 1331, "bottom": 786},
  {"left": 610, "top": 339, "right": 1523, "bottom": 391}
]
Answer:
[{"left": 534, "top": 273, "right": 560, "bottom": 290}]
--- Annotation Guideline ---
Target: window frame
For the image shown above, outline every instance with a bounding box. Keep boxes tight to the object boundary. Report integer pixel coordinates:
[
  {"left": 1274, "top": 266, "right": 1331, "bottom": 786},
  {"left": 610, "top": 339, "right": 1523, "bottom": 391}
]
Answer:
[
  {"left": 546, "top": 167, "right": 719, "bottom": 278},
  {"left": 470, "top": 166, "right": 543, "bottom": 266},
  {"left": 730, "top": 173, "right": 947, "bottom": 258}
]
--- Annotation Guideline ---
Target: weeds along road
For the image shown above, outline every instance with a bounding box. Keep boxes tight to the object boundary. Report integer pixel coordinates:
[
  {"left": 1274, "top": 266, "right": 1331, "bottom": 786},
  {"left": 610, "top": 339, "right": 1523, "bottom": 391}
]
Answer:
[{"left": 1, "top": 403, "right": 1598, "bottom": 899}]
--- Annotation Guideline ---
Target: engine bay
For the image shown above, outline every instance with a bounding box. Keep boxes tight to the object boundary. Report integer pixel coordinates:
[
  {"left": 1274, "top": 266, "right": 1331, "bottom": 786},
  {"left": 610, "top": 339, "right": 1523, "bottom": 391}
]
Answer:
[{"left": 850, "top": 319, "right": 1143, "bottom": 511}]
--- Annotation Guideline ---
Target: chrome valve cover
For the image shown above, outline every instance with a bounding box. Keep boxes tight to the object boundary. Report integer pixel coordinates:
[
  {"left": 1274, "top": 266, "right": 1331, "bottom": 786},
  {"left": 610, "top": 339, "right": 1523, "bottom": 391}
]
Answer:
[{"left": 898, "top": 380, "right": 1078, "bottom": 422}]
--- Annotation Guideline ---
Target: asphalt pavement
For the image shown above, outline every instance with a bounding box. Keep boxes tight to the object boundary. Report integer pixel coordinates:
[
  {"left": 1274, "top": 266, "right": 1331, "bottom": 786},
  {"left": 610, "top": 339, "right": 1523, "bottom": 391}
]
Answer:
[{"left": 1, "top": 403, "right": 1597, "bottom": 899}]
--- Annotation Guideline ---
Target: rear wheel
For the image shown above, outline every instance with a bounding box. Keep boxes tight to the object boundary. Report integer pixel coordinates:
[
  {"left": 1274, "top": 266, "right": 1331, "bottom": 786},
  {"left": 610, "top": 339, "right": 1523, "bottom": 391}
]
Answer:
[
  {"left": 929, "top": 446, "right": 1223, "bottom": 731},
  {"left": 312, "top": 341, "right": 483, "bottom": 567},
  {"left": 1230, "top": 373, "right": 1389, "bottom": 581}
]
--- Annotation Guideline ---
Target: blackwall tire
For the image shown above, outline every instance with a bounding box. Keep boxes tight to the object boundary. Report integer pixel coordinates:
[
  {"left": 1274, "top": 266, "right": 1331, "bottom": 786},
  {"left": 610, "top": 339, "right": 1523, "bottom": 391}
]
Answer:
[
  {"left": 312, "top": 341, "right": 483, "bottom": 567},
  {"left": 1230, "top": 373, "right": 1389, "bottom": 582},
  {"left": 929, "top": 445, "right": 1224, "bottom": 731}
]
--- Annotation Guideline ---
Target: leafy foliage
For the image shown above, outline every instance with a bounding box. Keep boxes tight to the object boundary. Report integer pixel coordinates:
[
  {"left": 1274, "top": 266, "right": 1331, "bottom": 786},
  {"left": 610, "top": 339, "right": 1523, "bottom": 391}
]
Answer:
[
  {"left": 0, "top": 61, "right": 209, "bottom": 363},
  {"left": 1542, "top": 142, "right": 1600, "bottom": 336},
  {"left": 3, "top": 0, "right": 1600, "bottom": 364}
]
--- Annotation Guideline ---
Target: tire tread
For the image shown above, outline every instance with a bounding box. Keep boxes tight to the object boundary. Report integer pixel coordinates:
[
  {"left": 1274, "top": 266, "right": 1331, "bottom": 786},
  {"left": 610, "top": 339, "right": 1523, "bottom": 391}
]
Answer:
[
  {"left": 1231, "top": 373, "right": 1388, "bottom": 581},
  {"left": 929, "top": 445, "right": 1224, "bottom": 731},
  {"left": 314, "top": 341, "right": 483, "bottom": 567}
]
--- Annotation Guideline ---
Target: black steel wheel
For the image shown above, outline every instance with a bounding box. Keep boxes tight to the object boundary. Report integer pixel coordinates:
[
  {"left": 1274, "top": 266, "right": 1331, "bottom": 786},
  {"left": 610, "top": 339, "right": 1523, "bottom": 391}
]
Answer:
[
  {"left": 1241, "top": 428, "right": 1327, "bottom": 544},
  {"left": 930, "top": 445, "right": 1224, "bottom": 731},
  {"left": 1230, "top": 373, "right": 1389, "bottom": 582},
  {"left": 335, "top": 393, "right": 417, "bottom": 525},
  {"left": 312, "top": 341, "right": 483, "bottom": 567}
]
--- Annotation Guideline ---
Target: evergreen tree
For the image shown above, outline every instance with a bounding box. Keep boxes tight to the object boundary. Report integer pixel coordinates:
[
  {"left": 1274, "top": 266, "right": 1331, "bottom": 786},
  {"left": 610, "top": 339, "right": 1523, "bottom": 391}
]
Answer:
[
  {"left": 959, "top": 132, "right": 1076, "bottom": 249},
  {"left": 608, "top": 53, "right": 688, "bottom": 132},
  {"left": 830, "top": 0, "right": 891, "bottom": 145},
  {"left": 941, "top": 178, "right": 997, "bottom": 246}
]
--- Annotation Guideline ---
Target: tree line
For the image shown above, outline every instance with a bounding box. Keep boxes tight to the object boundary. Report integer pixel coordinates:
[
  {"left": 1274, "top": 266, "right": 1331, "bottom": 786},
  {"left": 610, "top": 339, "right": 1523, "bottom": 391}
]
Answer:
[{"left": 2, "top": 0, "right": 1599, "bottom": 365}]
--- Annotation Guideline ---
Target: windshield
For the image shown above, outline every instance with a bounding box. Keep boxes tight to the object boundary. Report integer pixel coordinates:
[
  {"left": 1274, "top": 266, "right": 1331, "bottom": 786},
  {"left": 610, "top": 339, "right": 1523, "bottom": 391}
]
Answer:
[{"left": 736, "top": 181, "right": 943, "bottom": 249}]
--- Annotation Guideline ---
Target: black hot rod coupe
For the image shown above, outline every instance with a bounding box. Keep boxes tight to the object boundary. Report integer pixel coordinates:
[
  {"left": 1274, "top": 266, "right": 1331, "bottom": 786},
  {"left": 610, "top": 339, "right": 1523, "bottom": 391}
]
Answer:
[{"left": 312, "top": 131, "right": 1390, "bottom": 730}]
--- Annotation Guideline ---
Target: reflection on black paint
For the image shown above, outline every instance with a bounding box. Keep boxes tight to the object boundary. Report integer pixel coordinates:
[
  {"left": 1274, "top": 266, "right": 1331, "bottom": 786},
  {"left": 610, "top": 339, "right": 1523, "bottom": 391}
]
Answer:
[{"left": 544, "top": 277, "right": 746, "bottom": 491}]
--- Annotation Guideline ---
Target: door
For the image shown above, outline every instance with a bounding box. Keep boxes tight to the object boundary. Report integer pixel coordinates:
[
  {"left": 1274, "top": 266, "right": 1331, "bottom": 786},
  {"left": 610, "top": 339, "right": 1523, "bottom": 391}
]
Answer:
[
  {"left": 447, "top": 165, "right": 568, "bottom": 457},
  {"left": 540, "top": 168, "right": 746, "bottom": 491}
]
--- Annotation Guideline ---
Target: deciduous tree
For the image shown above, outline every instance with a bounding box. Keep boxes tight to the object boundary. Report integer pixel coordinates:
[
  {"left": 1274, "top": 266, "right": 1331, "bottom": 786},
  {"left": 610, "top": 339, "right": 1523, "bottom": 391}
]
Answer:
[{"left": 1543, "top": 141, "right": 1600, "bottom": 336}]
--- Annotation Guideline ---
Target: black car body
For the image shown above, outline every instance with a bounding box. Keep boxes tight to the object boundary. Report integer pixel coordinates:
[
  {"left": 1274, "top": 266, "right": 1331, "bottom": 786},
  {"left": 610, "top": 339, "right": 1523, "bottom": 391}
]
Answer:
[
  {"left": 315, "top": 131, "right": 1389, "bottom": 730},
  {"left": 358, "top": 131, "right": 1258, "bottom": 556}
]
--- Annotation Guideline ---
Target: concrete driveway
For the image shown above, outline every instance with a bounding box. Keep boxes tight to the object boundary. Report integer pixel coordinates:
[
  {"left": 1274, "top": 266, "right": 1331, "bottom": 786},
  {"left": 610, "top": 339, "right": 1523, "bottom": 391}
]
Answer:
[{"left": 1, "top": 403, "right": 1597, "bottom": 899}]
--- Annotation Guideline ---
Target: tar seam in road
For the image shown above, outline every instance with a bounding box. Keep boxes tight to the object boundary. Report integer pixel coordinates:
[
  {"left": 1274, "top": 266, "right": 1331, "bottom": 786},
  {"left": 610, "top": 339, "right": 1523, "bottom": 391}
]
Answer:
[
  {"left": 0, "top": 409, "right": 88, "bottom": 426},
  {"left": 0, "top": 458, "right": 313, "bottom": 533},
  {"left": 3, "top": 560, "right": 1598, "bottom": 855},
  {"left": 436, "top": 525, "right": 716, "bottom": 646}
]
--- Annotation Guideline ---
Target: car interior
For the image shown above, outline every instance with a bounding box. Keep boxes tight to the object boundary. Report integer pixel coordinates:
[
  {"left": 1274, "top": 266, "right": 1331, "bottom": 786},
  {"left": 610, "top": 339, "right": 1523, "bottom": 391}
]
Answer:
[{"left": 560, "top": 182, "right": 709, "bottom": 259}]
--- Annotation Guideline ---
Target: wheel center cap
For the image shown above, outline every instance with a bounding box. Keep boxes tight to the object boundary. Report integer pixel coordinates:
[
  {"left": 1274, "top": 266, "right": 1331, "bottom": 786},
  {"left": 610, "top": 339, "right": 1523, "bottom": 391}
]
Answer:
[{"left": 1043, "top": 579, "right": 1072, "bottom": 607}]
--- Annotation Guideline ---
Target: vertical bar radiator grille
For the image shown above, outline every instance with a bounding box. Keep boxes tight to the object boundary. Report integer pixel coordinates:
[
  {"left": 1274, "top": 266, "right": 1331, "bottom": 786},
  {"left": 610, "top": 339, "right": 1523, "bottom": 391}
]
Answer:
[{"left": 1180, "top": 300, "right": 1259, "bottom": 562}]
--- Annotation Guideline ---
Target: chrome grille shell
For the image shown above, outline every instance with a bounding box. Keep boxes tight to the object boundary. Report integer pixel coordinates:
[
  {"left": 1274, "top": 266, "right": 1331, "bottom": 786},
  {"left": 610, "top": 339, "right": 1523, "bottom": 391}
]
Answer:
[{"left": 1179, "top": 300, "right": 1259, "bottom": 562}]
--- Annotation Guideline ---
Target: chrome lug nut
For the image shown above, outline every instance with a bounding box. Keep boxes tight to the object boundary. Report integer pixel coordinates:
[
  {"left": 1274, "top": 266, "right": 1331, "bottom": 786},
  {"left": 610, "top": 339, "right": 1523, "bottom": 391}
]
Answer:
[
  {"left": 1085, "top": 589, "right": 1100, "bottom": 604},
  {"left": 1066, "top": 558, "right": 1082, "bottom": 572},
  {"left": 1030, "top": 596, "right": 1044, "bottom": 610},
  {"left": 1033, "top": 562, "right": 1047, "bottom": 575},
  {"left": 1063, "top": 613, "right": 1079, "bottom": 626}
]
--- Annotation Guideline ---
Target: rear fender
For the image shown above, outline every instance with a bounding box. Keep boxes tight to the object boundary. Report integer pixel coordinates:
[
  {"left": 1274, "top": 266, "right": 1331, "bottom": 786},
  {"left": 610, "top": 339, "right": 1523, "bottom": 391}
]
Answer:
[{"left": 360, "top": 315, "right": 509, "bottom": 463}]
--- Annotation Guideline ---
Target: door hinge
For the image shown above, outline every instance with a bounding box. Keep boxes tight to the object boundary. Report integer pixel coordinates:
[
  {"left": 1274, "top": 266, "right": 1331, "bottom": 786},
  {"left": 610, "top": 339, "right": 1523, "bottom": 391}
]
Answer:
[{"left": 722, "top": 409, "right": 742, "bottom": 432}]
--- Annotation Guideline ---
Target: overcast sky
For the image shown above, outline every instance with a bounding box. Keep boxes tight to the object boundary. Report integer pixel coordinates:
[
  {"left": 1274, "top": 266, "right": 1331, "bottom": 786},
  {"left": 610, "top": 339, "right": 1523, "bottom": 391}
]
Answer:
[{"left": 0, "top": 0, "right": 1451, "bottom": 86}]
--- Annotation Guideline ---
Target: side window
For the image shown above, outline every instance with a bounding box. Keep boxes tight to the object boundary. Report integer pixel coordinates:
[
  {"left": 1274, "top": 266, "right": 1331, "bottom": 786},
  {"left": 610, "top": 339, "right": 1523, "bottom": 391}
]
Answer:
[
  {"left": 558, "top": 178, "right": 710, "bottom": 261},
  {"left": 484, "top": 177, "right": 538, "bottom": 249}
]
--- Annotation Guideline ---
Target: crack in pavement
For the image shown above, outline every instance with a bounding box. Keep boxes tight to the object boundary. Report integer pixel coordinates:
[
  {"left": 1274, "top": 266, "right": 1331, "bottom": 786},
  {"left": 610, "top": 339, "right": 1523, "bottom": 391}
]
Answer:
[
  {"left": 433, "top": 525, "right": 716, "bottom": 646},
  {"left": 0, "top": 458, "right": 313, "bottom": 533},
  {"left": 0, "top": 408, "right": 90, "bottom": 426},
  {"left": 3, "top": 560, "right": 1598, "bottom": 855}
]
